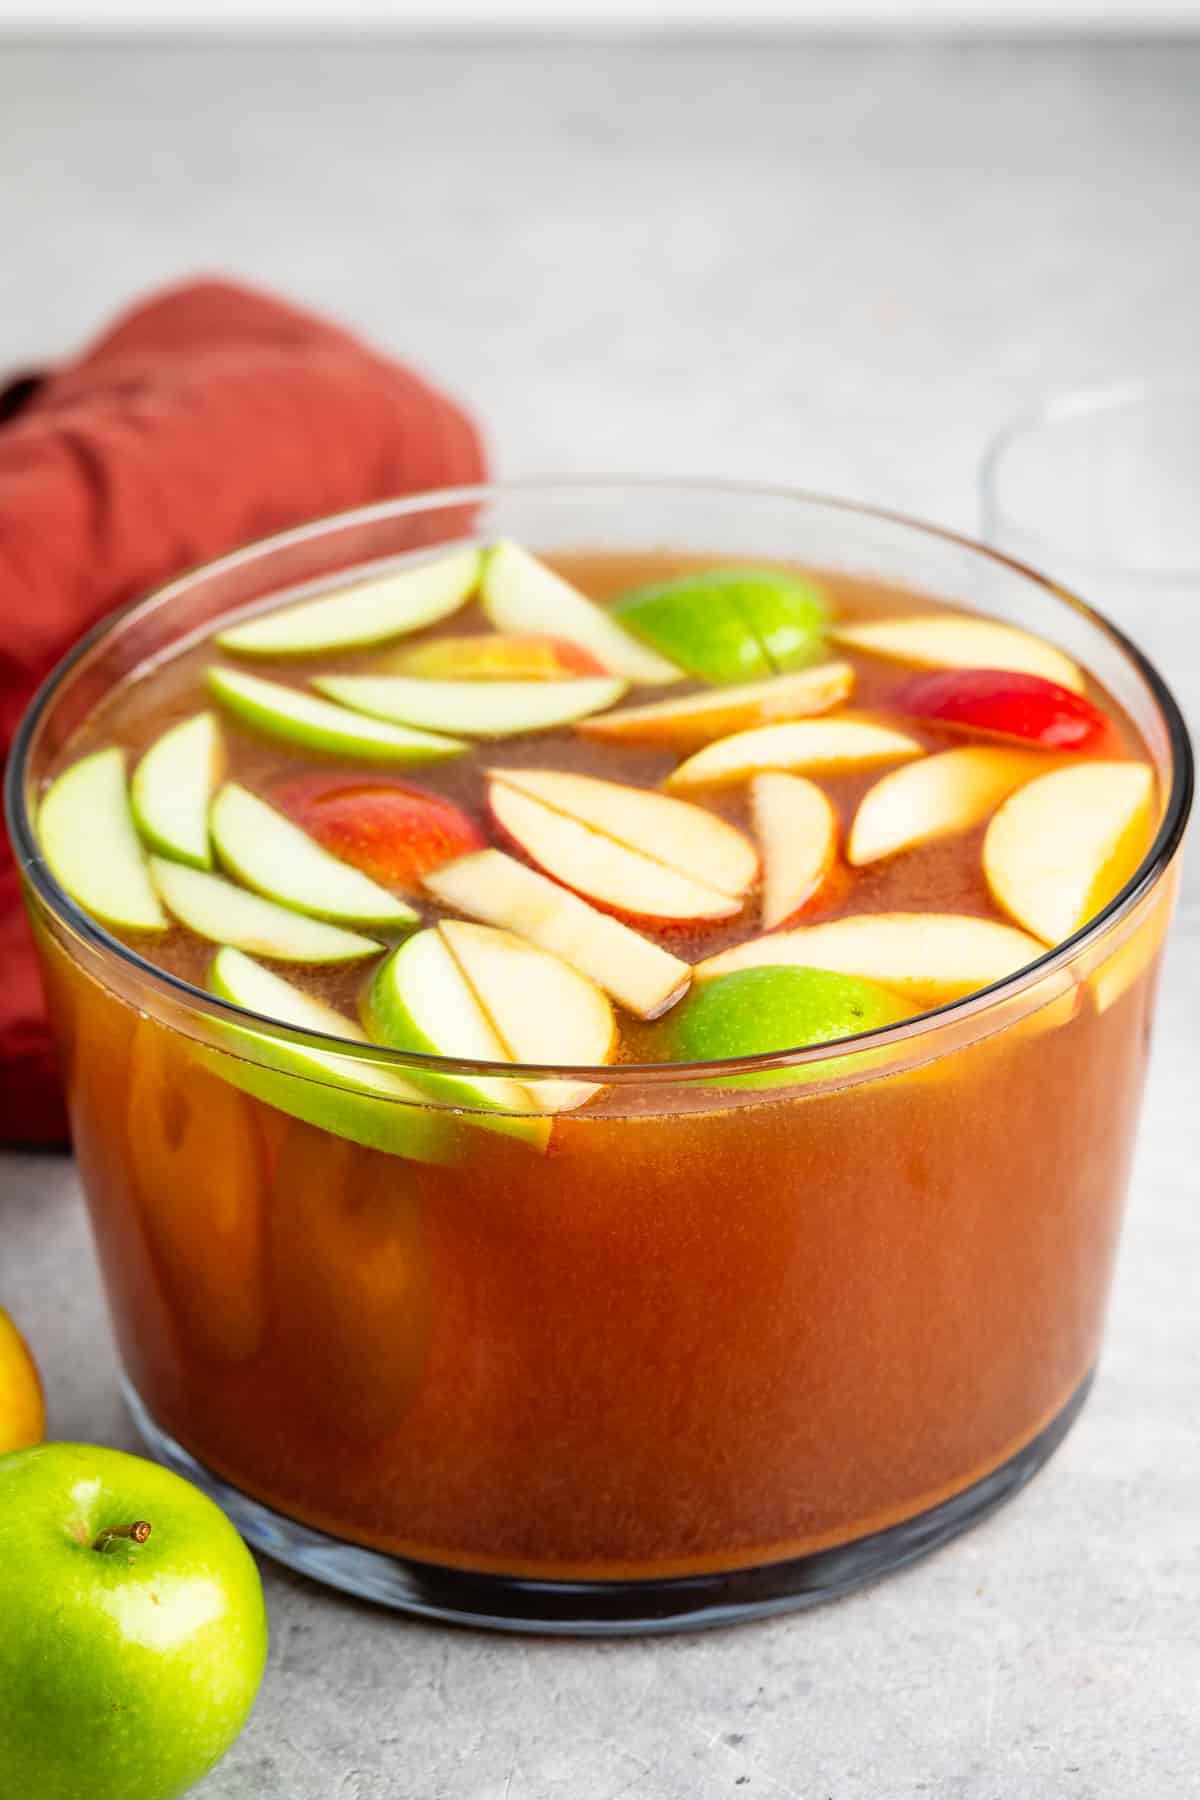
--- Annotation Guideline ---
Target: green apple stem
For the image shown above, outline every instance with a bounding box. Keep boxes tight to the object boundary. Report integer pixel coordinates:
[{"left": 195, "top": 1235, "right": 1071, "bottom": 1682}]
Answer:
[{"left": 93, "top": 1521, "right": 152, "bottom": 1553}]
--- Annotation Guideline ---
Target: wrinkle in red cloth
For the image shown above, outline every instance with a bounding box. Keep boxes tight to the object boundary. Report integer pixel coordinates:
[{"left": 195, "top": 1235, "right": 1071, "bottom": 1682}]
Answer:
[{"left": 0, "top": 278, "right": 486, "bottom": 1145}]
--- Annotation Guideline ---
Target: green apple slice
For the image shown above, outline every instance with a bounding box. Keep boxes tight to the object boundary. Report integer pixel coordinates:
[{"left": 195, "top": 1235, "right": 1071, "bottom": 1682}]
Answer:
[
  {"left": 38, "top": 748, "right": 167, "bottom": 932},
  {"left": 481, "top": 541, "right": 684, "bottom": 686},
  {"left": 130, "top": 712, "right": 224, "bottom": 869},
  {"left": 312, "top": 672, "right": 628, "bottom": 737},
  {"left": 215, "top": 547, "right": 481, "bottom": 657},
  {"left": 612, "top": 569, "right": 831, "bottom": 685},
  {"left": 207, "top": 667, "right": 465, "bottom": 763},
  {"left": 150, "top": 856, "right": 380, "bottom": 962},
  {"left": 206, "top": 947, "right": 457, "bottom": 1163},
  {"left": 440, "top": 919, "right": 616, "bottom": 1112},
  {"left": 364, "top": 930, "right": 550, "bottom": 1147},
  {"left": 210, "top": 783, "right": 418, "bottom": 928}
]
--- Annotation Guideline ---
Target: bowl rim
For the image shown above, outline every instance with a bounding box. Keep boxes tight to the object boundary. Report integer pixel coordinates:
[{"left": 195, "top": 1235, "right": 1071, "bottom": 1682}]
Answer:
[{"left": 5, "top": 475, "right": 1194, "bottom": 1089}]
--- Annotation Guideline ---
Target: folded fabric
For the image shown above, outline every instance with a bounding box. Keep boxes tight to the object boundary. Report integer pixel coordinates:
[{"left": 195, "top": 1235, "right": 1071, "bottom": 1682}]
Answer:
[{"left": 0, "top": 277, "right": 487, "bottom": 1145}]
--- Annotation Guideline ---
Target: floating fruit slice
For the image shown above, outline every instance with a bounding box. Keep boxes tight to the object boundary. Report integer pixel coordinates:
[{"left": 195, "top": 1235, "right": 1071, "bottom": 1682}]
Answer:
[
  {"left": 207, "top": 947, "right": 457, "bottom": 1162},
  {"left": 389, "top": 633, "right": 606, "bottom": 680},
  {"left": 488, "top": 783, "right": 741, "bottom": 923},
  {"left": 661, "top": 965, "right": 911, "bottom": 1088},
  {"left": 363, "top": 929, "right": 547, "bottom": 1144},
  {"left": 128, "top": 1018, "right": 266, "bottom": 1363},
  {"left": 983, "top": 761, "right": 1156, "bottom": 946},
  {"left": 482, "top": 541, "right": 683, "bottom": 685},
  {"left": 38, "top": 748, "right": 166, "bottom": 932},
  {"left": 489, "top": 768, "right": 758, "bottom": 897},
  {"left": 210, "top": 783, "right": 417, "bottom": 928},
  {"left": 577, "top": 661, "right": 855, "bottom": 748},
  {"left": 313, "top": 672, "right": 627, "bottom": 738},
  {"left": 130, "top": 713, "right": 224, "bottom": 869},
  {"left": 207, "top": 667, "right": 466, "bottom": 763},
  {"left": 425, "top": 849, "right": 691, "bottom": 1019},
  {"left": 215, "top": 546, "right": 481, "bottom": 657},
  {"left": 666, "top": 717, "right": 923, "bottom": 791},
  {"left": 270, "top": 774, "right": 483, "bottom": 891},
  {"left": 151, "top": 857, "right": 380, "bottom": 961},
  {"left": 697, "top": 911, "right": 1046, "bottom": 1006},
  {"left": 888, "top": 667, "right": 1107, "bottom": 749},
  {"left": 612, "top": 569, "right": 831, "bottom": 685},
  {"left": 440, "top": 920, "right": 616, "bottom": 1111},
  {"left": 848, "top": 747, "right": 1051, "bottom": 866},
  {"left": 832, "top": 614, "right": 1085, "bottom": 694},
  {"left": 751, "top": 773, "right": 839, "bottom": 928}
]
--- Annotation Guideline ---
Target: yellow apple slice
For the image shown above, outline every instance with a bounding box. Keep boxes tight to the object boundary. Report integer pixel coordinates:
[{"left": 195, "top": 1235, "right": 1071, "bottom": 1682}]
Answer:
[
  {"left": 832, "top": 614, "right": 1085, "bottom": 694},
  {"left": 489, "top": 767, "right": 758, "bottom": 898},
  {"left": 440, "top": 920, "right": 615, "bottom": 1111},
  {"left": 666, "top": 716, "right": 922, "bottom": 792},
  {"left": 849, "top": 747, "right": 1052, "bottom": 866},
  {"left": 983, "top": 761, "right": 1156, "bottom": 947},
  {"left": 576, "top": 661, "right": 855, "bottom": 748},
  {"left": 489, "top": 782, "right": 740, "bottom": 923},
  {"left": 751, "top": 774, "right": 839, "bottom": 929},
  {"left": 425, "top": 849, "right": 691, "bottom": 1018},
  {"left": 696, "top": 911, "right": 1046, "bottom": 1006}
]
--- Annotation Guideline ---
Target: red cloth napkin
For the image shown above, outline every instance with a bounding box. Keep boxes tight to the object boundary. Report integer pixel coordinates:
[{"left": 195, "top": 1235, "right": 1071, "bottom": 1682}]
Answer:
[{"left": 0, "top": 277, "right": 487, "bottom": 1145}]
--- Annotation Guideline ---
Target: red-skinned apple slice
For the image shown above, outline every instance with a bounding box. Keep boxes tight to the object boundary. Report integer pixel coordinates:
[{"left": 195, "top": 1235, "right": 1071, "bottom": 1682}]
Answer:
[
  {"left": 832, "top": 614, "right": 1085, "bottom": 694},
  {"left": 424, "top": 849, "right": 691, "bottom": 1018},
  {"left": 488, "top": 768, "right": 758, "bottom": 898},
  {"left": 848, "top": 747, "right": 1052, "bottom": 866},
  {"left": 665, "top": 716, "right": 923, "bottom": 791},
  {"left": 576, "top": 662, "right": 855, "bottom": 748},
  {"left": 388, "top": 634, "right": 607, "bottom": 680},
  {"left": 489, "top": 783, "right": 741, "bottom": 923},
  {"left": 983, "top": 761, "right": 1156, "bottom": 946},
  {"left": 751, "top": 774, "right": 839, "bottom": 928},
  {"left": 696, "top": 911, "right": 1046, "bottom": 1005},
  {"left": 888, "top": 668, "right": 1108, "bottom": 750},
  {"left": 271, "top": 775, "right": 484, "bottom": 891}
]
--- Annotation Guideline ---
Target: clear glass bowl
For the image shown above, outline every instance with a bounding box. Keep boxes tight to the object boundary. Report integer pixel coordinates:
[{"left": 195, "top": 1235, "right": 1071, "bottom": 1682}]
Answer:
[{"left": 6, "top": 481, "right": 1193, "bottom": 1633}]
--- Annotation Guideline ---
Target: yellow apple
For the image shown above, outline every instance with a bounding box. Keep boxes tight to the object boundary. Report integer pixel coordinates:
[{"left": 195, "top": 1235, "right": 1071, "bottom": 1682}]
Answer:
[
  {"left": 0, "top": 1308, "right": 46, "bottom": 1452},
  {"left": 849, "top": 746, "right": 1052, "bottom": 865},
  {"left": 751, "top": 773, "right": 839, "bottom": 928},
  {"left": 832, "top": 613, "right": 1085, "bottom": 693}
]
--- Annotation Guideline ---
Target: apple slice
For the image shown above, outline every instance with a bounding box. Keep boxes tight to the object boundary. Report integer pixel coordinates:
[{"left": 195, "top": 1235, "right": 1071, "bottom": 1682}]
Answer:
[
  {"left": 697, "top": 911, "right": 1046, "bottom": 1006},
  {"left": 489, "top": 767, "right": 758, "bottom": 897},
  {"left": 425, "top": 849, "right": 691, "bottom": 1018},
  {"left": 751, "top": 774, "right": 839, "bottom": 928},
  {"left": 150, "top": 856, "right": 380, "bottom": 962},
  {"left": 130, "top": 713, "right": 224, "bottom": 869},
  {"left": 207, "top": 667, "right": 465, "bottom": 763},
  {"left": 363, "top": 929, "right": 547, "bottom": 1144},
  {"left": 440, "top": 920, "right": 615, "bottom": 1111},
  {"left": 38, "top": 748, "right": 166, "bottom": 932},
  {"left": 576, "top": 662, "right": 855, "bottom": 748},
  {"left": 207, "top": 947, "right": 457, "bottom": 1163},
  {"left": 489, "top": 783, "right": 740, "bottom": 923},
  {"left": 612, "top": 568, "right": 831, "bottom": 684},
  {"left": 983, "top": 761, "right": 1156, "bottom": 946},
  {"left": 481, "top": 541, "right": 683, "bottom": 685},
  {"left": 313, "top": 672, "right": 627, "bottom": 737},
  {"left": 848, "top": 747, "right": 1052, "bottom": 866},
  {"left": 888, "top": 668, "right": 1107, "bottom": 750},
  {"left": 666, "top": 716, "right": 923, "bottom": 791},
  {"left": 270, "top": 774, "right": 484, "bottom": 890},
  {"left": 390, "top": 633, "right": 606, "bottom": 680},
  {"left": 215, "top": 546, "right": 480, "bottom": 657},
  {"left": 210, "top": 783, "right": 417, "bottom": 928},
  {"left": 833, "top": 614, "right": 1085, "bottom": 694}
]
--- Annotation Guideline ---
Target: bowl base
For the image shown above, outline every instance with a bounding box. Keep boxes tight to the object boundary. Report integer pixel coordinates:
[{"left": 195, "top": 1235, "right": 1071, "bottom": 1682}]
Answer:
[{"left": 122, "top": 1371, "right": 1093, "bottom": 1635}]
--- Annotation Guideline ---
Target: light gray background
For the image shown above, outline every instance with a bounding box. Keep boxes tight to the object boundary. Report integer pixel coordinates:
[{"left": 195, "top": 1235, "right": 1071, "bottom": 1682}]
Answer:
[{"left": 2, "top": 40, "right": 1198, "bottom": 1800}]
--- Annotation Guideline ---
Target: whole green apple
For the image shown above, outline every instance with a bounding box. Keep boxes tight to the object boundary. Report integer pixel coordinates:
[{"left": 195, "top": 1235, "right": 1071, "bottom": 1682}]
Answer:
[{"left": 0, "top": 1442, "right": 268, "bottom": 1800}]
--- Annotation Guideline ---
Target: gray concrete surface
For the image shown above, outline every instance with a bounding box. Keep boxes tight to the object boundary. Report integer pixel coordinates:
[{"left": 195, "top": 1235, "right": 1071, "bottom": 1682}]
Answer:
[{"left": 2, "top": 39, "right": 1198, "bottom": 1800}]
